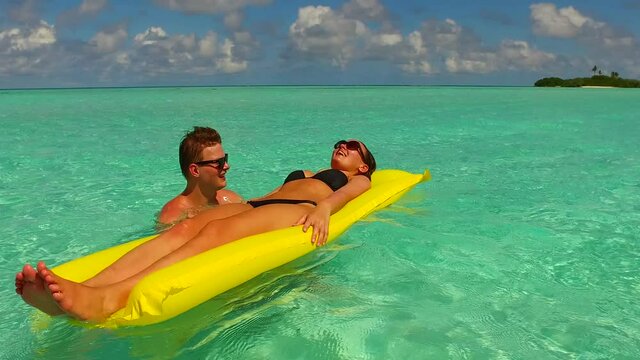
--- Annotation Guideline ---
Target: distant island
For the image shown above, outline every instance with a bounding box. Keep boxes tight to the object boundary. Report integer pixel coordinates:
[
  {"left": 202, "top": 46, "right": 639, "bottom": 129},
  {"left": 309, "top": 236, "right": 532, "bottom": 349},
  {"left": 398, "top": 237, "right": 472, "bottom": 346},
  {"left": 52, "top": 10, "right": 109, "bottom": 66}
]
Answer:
[{"left": 535, "top": 66, "right": 640, "bottom": 88}]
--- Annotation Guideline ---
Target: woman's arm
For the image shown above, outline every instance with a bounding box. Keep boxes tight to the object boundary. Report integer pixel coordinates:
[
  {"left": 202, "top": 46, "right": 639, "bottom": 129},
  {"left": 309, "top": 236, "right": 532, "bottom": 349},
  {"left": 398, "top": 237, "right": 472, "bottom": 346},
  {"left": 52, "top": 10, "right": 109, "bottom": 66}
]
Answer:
[
  {"left": 319, "top": 175, "right": 371, "bottom": 213},
  {"left": 296, "top": 175, "right": 371, "bottom": 246}
]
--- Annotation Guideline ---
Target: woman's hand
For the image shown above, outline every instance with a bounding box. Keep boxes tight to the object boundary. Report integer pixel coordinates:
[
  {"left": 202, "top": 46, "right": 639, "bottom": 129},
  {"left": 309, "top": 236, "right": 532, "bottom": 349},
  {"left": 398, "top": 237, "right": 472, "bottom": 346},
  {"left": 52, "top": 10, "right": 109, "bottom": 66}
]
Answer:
[{"left": 295, "top": 203, "right": 331, "bottom": 246}]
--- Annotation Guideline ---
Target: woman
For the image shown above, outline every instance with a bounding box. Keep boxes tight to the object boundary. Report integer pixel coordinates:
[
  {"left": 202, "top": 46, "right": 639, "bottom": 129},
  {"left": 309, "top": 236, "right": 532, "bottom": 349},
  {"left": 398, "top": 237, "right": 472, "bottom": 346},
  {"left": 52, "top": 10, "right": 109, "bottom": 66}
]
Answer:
[{"left": 16, "top": 139, "right": 376, "bottom": 321}]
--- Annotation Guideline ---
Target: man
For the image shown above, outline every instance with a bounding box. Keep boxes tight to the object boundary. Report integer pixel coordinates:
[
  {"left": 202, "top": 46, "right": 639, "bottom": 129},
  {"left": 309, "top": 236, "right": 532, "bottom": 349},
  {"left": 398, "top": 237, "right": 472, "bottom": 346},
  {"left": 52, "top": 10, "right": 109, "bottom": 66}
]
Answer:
[{"left": 157, "top": 126, "right": 242, "bottom": 228}]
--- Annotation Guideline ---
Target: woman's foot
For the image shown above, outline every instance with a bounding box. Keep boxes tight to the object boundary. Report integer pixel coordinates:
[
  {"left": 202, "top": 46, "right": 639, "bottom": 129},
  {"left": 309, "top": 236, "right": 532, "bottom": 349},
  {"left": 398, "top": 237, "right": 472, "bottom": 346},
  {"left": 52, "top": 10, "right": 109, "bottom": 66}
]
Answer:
[
  {"left": 15, "top": 263, "right": 64, "bottom": 316},
  {"left": 15, "top": 270, "right": 25, "bottom": 295},
  {"left": 38, "top": 262, "right": 119, "bottom": 322}
]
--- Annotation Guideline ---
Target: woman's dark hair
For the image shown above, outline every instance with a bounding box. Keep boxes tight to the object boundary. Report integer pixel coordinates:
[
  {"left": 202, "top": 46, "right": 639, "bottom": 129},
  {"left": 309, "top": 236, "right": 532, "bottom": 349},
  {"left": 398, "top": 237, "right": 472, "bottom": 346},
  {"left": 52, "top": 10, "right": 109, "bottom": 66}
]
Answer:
[{"left": 359, "top": 142, "right": 376, "bottom": 179}]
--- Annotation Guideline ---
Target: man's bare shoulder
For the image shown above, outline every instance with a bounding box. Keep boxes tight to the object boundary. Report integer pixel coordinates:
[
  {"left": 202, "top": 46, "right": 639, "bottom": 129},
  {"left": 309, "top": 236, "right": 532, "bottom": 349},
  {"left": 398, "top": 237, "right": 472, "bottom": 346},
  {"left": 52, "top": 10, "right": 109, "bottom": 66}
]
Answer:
[
  {"left": 157, "top": 196, "right": 190, "bottom": 225},
  {"left": 216, "top": 189, "right": 243, "bottom": 204}
]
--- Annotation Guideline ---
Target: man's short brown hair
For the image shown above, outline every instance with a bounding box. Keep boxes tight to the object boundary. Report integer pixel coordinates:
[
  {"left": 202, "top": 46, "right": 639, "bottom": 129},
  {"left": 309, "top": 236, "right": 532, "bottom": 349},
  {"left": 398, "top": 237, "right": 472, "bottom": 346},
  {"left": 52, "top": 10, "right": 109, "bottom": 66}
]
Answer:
[{"left": 179, "top": 126, "right": 222, "bottom": 178}]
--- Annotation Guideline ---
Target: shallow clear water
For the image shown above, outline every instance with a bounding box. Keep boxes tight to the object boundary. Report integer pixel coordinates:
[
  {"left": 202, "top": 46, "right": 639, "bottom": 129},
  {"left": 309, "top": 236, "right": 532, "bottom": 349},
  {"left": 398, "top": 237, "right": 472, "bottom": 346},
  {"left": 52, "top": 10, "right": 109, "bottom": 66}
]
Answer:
[{"left": 1, "top": 86, "right": 639, "bottom": 359}]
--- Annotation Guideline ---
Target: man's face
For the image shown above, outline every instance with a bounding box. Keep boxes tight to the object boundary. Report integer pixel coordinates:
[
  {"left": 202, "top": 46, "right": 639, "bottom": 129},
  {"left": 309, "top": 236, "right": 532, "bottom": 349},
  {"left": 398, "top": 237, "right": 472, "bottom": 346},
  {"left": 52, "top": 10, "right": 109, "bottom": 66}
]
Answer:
[{"left": 194, "top": 144, "right": 229, "bottom": 190}]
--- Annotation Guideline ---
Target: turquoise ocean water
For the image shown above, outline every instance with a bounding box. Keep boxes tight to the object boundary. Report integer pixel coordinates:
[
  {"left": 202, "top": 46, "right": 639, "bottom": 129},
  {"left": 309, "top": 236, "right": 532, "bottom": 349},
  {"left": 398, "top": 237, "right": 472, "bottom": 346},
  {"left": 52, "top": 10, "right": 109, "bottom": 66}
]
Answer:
[{"left": 1, "top": 86, "right": 639, "bottom": 359}]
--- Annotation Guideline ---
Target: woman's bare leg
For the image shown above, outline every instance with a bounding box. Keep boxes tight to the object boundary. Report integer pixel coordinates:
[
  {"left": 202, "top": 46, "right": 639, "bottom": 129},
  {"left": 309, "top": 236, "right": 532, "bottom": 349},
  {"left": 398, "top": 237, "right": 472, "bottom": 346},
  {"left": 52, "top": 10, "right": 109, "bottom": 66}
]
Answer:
[
  {"left": 38, "top": 204, "right": 311, "bottom": 321},
  {"left": 83, "top": 203, "right": 252, "bottom": 287}
]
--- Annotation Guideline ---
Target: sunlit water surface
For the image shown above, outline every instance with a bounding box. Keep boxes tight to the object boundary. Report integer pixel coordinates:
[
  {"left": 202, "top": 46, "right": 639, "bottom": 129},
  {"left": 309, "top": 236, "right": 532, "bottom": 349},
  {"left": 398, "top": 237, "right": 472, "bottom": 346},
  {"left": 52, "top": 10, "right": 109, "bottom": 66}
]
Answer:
[{"left": 1, "top": 86, "right": 639, "bottom": 359}]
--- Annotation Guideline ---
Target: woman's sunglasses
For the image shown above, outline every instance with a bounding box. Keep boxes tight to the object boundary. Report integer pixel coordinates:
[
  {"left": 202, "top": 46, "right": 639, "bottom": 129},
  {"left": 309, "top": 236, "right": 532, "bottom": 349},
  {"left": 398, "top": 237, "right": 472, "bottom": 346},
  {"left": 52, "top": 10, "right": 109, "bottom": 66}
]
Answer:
[
  {"left": 194, "top": 153, "right": 228, "bottom": 168},
  {"left": 334, "top": 140, "right": 365, "bottom": 160}
]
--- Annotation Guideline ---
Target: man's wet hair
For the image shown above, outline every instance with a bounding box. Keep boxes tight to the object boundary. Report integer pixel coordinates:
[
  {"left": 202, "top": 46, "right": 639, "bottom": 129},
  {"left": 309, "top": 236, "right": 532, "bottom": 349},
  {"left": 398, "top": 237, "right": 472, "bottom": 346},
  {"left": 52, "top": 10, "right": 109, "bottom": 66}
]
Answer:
[{"left": 179, "top": 127, "right": 222, "bottom": 178}]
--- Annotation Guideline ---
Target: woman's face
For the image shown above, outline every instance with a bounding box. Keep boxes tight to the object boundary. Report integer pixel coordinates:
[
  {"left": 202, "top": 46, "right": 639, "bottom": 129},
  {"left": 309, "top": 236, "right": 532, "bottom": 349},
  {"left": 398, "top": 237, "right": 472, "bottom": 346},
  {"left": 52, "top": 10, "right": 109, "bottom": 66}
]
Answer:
[{"left": 331, "top": 139, "right": 367, "bottom": 172}]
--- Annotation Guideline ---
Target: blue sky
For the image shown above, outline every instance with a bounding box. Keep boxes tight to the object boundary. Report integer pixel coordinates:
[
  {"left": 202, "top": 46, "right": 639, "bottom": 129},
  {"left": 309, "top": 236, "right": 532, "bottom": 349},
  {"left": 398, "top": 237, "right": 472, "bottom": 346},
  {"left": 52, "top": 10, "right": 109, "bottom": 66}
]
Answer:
[{"left": 1, "top": 0, "right": 639, "bottom": 88}]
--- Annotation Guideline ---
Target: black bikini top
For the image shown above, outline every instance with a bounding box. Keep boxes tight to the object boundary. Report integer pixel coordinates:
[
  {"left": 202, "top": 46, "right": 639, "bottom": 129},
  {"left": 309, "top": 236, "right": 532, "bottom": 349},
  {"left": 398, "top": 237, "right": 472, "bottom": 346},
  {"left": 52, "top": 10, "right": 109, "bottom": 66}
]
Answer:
[{"left": 284, "top": 169, "right": 348, "bottom": 191}]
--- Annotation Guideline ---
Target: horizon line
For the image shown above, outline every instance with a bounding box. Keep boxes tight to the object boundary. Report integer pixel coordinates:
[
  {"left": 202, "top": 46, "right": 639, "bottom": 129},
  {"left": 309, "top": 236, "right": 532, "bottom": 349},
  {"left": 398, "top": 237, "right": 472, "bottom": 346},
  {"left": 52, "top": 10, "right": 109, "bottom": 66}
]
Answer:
[{"left": 0, "top": 84, "right": 535, "bottom": 91}]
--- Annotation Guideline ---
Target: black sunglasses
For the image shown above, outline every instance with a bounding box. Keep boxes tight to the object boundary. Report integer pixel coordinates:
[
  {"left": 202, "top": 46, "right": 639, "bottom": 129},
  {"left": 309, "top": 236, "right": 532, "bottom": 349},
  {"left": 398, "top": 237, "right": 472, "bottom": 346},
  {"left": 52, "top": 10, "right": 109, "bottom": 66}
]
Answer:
[
  {"left": 334, "top": 140, "right": 365, "bottom": 160},
  {"left": 194, "top": 153, "right": 228, "bottom": 168}
]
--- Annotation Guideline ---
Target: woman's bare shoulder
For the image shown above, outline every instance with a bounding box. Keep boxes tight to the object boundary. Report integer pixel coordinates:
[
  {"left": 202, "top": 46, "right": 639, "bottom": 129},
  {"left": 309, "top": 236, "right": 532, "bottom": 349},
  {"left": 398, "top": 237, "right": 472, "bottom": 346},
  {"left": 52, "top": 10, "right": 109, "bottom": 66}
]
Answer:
[{"left": 346, "top": 174, "right": 371, "bottom": 190}]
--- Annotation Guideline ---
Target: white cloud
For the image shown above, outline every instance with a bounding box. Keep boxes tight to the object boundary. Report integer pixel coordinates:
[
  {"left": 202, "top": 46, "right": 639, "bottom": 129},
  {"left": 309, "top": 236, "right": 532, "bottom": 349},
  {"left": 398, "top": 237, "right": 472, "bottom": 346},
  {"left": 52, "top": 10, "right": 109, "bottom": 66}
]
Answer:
[
  {"left": 132, "top": 28, "right": 198, "bottom": 72},
  {"left": 498, "top": 40, "right": 556, "bottom": 70},
  {"left": 154, "top": 0, "right": 270, "bottom": 14},
  {"left": 412, "top": 19, "right": 556, "bottom": 74},
  {"left": 530, "top": 2, "right": 638, "bottom": 53},
  {"left": 602, "top": 36, "right": 634, "bottom": 48},
  {"left": 445, "top": 53, "right": 498, "bottom": 74},
  {"left": 78, "top": 0, "right": 108, "bottom": 14},
  {"left": 370, "top": 33, "right": 402, "bottom": 47},
  {"left": 530, "top": 3, "right": 603, "bottom": 38},
  {"left": 419, "top": 18, "right": 477, "bottom": 54},
  {"left": 155, "top": 0, "right": 269, "bottom": 30},
  {"left": 223, "top": 11, "right": 244, "bottom": 30},
  {"left": 0, "top": 18, "right": 257, "bottom": 83},
  {"left": 58, "top": 0, "right": 108, "bottom": 26},
  {"left": 133, "top": 27, "right": 168, "bottom": 45},
  {"left": 407, "top": 31, "right": 426, "bottom": 57},
  {"left": 90, "top": 25, "right": 127, "bottom": 53},
  {"left": 288, "top": 6, "right": 367, "bottom": 68},
  {"left": 285, "top": 4, "right": 557, "bottom": 75},
  {"left": 129, "top": 26, "right": 251, "bottom": 75},
  {"left": 342, "top": 0, "right": 386, "bottom": 21},
  {"left": 530, "top": 3, "right": 640, "bottom": 75},
  {"left": 0, "top": 21, "right": 58, "bottom": 76},
  {"left": 0, "top": 21, "right": 56, "bottom": 53},
  {"left": 115, "top": 52, "right": 130, "bottom": 65},
  {"left": 401, "top": 60, "right": 432, "bottom": 74},
  {"left": 286, "top": 3, "right": 434, "bottom": 73},
  {"left": 216, "top": 39, "right": 247, "bottom": 73},
  {"left": 6, "top": 1, "right": 638, "bottom": 85},
  {"left": 392, "top": 18, "right": 482, "bottom": 75},
  {"left": 198, "top": 32, "right": 218, "bottom": 57},
  {"left": 399, "top": 31, "right": 432, "bottom": 74}
]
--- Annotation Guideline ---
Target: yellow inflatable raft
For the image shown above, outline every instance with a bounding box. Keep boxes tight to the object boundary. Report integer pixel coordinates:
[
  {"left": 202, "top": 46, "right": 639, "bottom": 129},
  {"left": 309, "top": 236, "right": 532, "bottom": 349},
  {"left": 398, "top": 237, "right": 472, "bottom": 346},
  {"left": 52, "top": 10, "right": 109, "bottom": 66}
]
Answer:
[{"left": 52, "top": 169, "right": 431, "bottom": 327}]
